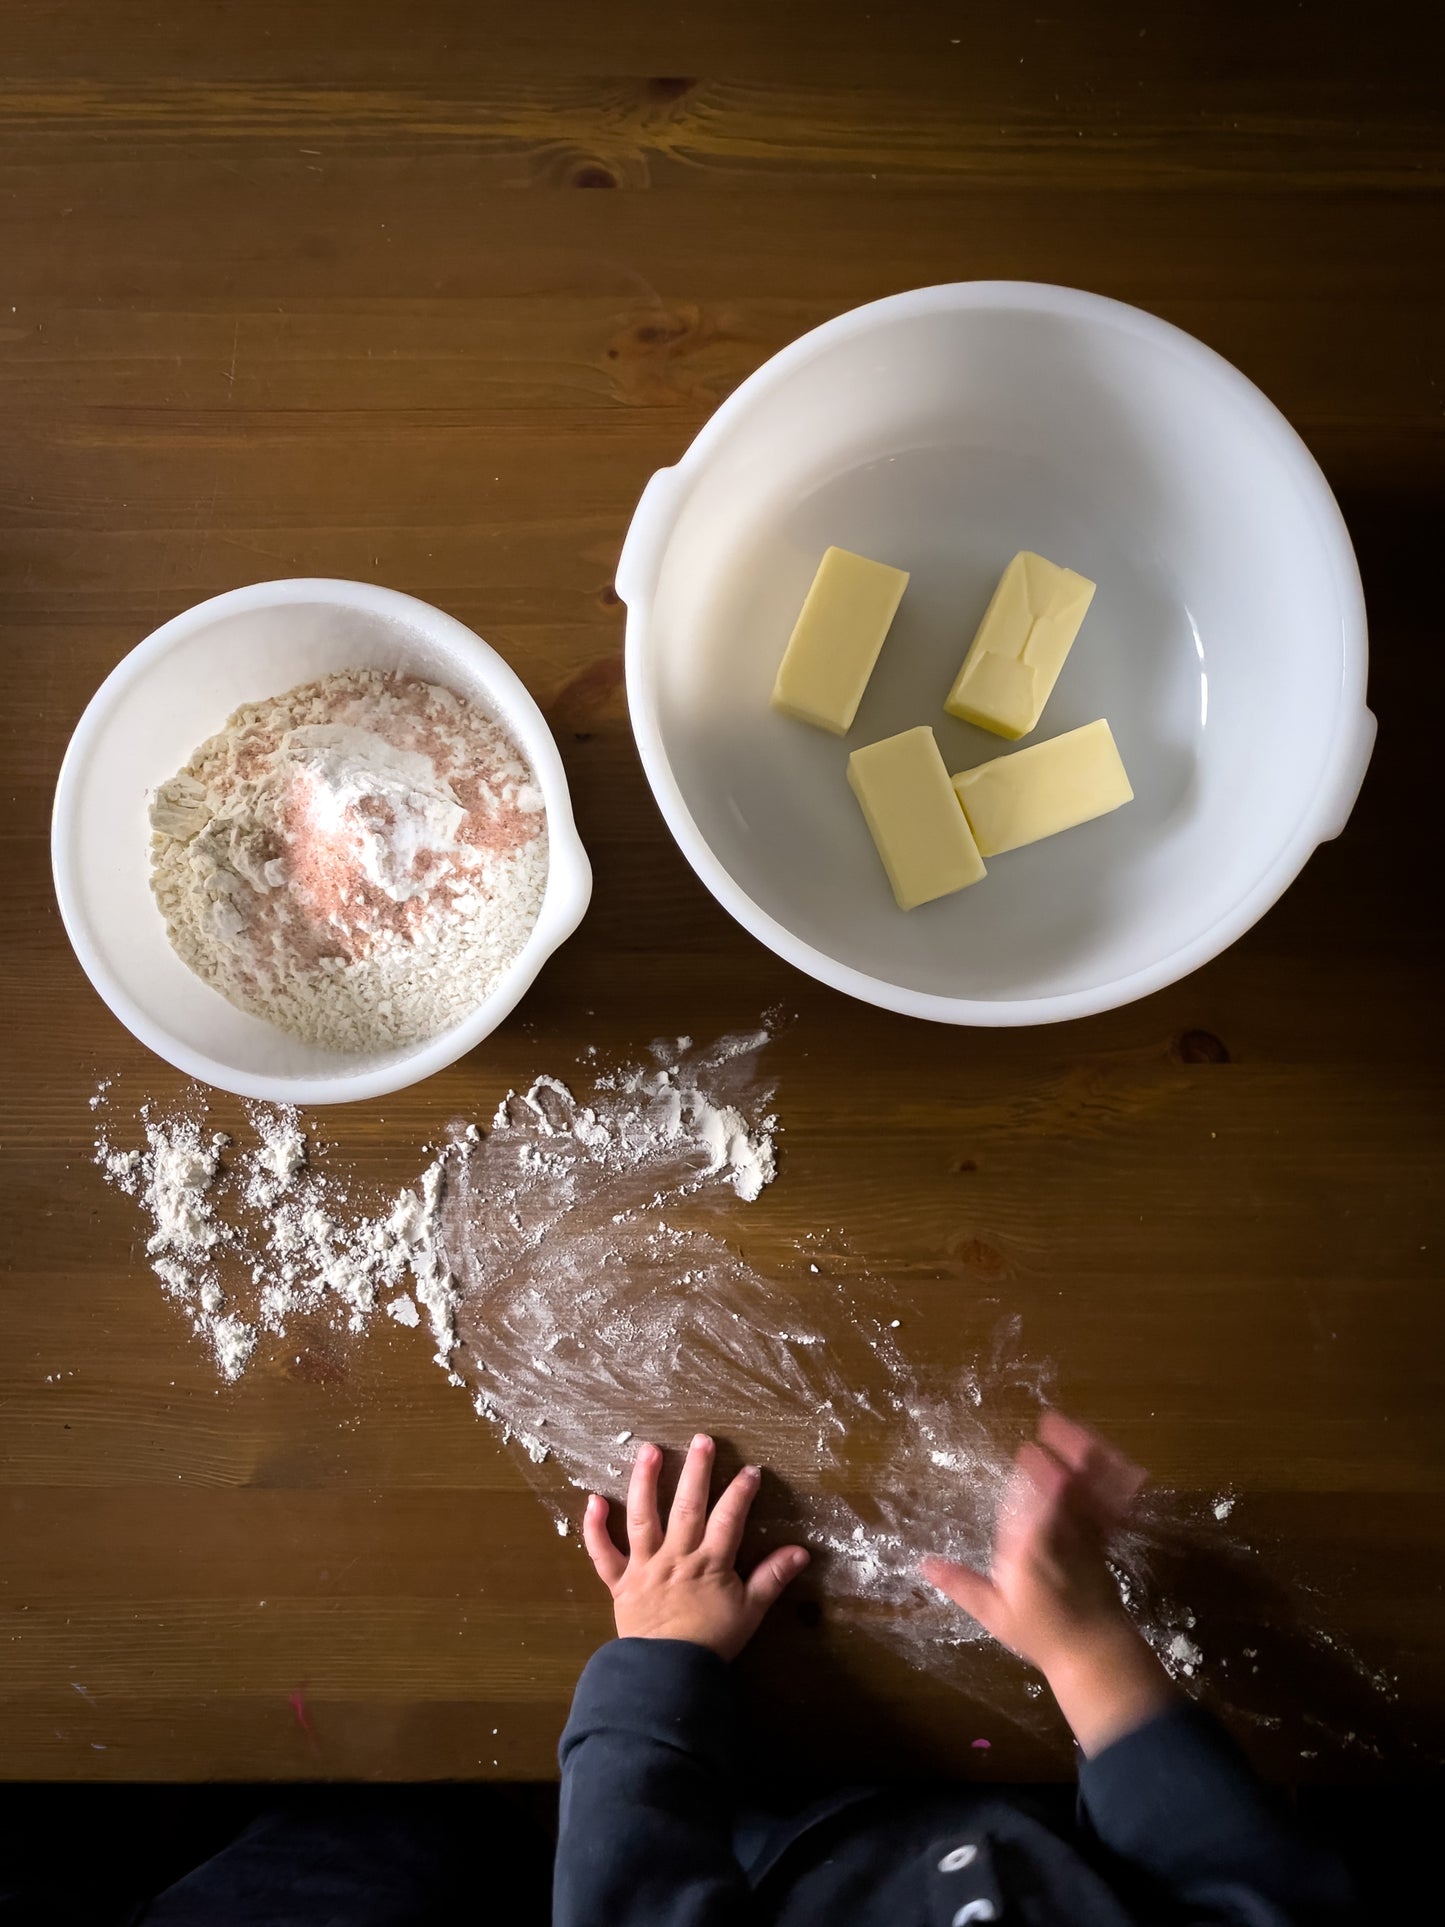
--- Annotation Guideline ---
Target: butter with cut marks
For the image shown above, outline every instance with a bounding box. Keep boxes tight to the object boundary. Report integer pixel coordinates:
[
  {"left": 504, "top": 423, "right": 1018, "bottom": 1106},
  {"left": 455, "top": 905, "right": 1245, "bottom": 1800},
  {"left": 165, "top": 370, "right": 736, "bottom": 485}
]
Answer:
[
  {"left": 951, "top": 719, "right": 1133, "bottom": 857},
  {"left": 848, "top": 726, "right": 987, "bottom": 909},
  {"left": 946, "top": 551, "right": 1095, "bottom": 739},
  {"left": 771, "top": 546, "right": 910, "bottom": 735}
]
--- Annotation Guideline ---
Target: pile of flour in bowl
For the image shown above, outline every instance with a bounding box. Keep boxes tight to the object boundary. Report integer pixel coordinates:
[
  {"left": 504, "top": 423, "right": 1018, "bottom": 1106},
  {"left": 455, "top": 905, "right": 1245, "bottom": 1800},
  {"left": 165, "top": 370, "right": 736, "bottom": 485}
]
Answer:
[{"left": 149, "top": 668, "right": 548, "bottom": 1051}]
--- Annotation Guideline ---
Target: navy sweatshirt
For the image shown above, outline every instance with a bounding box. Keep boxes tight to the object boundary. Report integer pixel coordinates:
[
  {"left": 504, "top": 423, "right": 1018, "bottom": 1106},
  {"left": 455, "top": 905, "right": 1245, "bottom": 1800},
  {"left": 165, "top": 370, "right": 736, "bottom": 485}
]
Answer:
[{"left": 555, "top": 1639, "right": 1353, "bottom": 1926}]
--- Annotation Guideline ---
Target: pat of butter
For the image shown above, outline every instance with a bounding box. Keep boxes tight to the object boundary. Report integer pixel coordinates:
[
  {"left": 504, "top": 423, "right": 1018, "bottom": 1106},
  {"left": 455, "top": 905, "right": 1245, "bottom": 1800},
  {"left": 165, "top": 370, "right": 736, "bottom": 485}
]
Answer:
[
  {"left": 951, "top": 719, "right": 1133, "bottom": 857},
  {"left": 945, "top": 551, "right": 1096, "bottom": 739},
  {"left": 771, "top": 546, "right": 910, "bottom": 735},
  {"left": 848, "top": 726, "right": 987, "bottom": 909}
]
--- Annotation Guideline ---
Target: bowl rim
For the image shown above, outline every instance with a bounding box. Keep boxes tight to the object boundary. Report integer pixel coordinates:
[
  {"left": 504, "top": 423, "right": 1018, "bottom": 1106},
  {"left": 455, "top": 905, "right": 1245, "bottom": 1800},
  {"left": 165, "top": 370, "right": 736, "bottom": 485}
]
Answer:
[
  {"left": 623, "top": 280, "right": 1373, "bottom": 1026},
  {"left": 51, "top": 577, "right": 591, "bottom": 1101}
]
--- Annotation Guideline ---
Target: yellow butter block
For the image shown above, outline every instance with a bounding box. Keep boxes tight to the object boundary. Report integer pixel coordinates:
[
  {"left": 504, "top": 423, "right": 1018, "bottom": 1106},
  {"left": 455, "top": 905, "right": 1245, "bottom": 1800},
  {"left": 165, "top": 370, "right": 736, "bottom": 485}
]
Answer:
[
  {"left": 848, "top": 726, "right": 987, "bottom": 910},
  {"left": 771, "top": 546, "right": 910, "bottom": 735},
  {"left": 951, "top": 719, "right": 1133, "bottom": 858},
  {"left": 945, "top": 551, "right": 1096, "bottom": 739}
]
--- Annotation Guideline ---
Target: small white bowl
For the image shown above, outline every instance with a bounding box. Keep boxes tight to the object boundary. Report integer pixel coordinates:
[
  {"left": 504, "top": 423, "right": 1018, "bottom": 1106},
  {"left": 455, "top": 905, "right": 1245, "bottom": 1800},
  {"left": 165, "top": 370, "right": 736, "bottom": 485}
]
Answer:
[
  {"left": 620, "top": 282, "right": 1375, "bottom": 1026},
  {"left": 52, "top": 579, "right": 591, "bottom": 1102}
]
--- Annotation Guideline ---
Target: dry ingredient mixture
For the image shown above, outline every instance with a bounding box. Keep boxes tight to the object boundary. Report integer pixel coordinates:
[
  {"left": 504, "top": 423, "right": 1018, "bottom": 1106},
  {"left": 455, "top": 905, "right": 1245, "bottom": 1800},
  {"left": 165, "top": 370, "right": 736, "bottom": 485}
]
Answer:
[
  {"left": 149, "top": 669, "right": 548, "bottom": 1051},
  {"left": 87, "top": 1029, "right": 1396, "bottom": 1752}
]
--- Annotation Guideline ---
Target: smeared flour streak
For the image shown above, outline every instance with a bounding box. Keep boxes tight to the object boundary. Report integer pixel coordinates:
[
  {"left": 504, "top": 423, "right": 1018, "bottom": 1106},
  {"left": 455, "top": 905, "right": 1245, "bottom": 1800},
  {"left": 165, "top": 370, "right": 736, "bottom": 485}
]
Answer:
[
  {"left": 443, "top": 1050, "right": 1039, "bottom": 1661},
  {"left": 87, "top": 1030, "right": 1404, "bottom": 1754}
]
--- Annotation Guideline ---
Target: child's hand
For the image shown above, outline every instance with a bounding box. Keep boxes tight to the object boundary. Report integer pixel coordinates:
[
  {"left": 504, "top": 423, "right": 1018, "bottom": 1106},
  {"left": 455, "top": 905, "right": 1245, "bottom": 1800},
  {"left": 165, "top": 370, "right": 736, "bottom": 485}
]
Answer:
[
  {"left": 922, "top": 1412, "right": 1173, "bottom": 1753},
  {"left": 583, "top": 1434, "right": 810, "bottom": 1662},
  {"left": 921, "top": 1411, "right": 1141, "bottom": 1672}
]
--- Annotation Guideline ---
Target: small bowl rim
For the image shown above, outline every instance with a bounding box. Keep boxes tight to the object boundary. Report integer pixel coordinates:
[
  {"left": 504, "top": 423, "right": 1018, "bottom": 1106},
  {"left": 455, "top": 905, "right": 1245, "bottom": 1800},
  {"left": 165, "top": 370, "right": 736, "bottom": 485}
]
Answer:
[
  {"left": 51, "top": 577, "right": 592, "bottom": 1101},
  {"left": 623, "top": 280, "right": 1372, "bottom": 1026}
]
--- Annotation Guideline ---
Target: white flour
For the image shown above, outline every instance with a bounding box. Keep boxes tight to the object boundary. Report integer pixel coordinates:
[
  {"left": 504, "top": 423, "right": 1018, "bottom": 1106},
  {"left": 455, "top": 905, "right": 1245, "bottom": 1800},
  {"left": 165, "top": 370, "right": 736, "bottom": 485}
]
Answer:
[
  {"left": 93, "top": 1093, "right": 451, "bottom": 1380},
  {"left": 149, "top": 669, "right": 548, "bottom": 1051},
  {"left": 88, "top": 1036, "right": 782, "bottom": 1397},
  {"left": 86, "top": 1030, "right": 1397, "bottom": 1752},
  {"left": 144, "top": 1117, "right": 228, "bottom": 1255},
  {"left": 83, "top": 1035, "right": 1119, "bottom": 1696},
  {"left": 89, "top": 1033, "right": 1014, "bottom": 1661},
  {"left": 1166, "top": 1631, "right": 1204, "bottom": 1678}
]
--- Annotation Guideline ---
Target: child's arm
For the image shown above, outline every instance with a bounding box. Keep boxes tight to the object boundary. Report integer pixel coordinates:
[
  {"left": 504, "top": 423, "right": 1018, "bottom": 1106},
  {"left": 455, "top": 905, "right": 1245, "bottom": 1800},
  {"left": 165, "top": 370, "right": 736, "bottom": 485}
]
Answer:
[
  {"left": 924, "top": 1412, "right": 1351, "bottom": 1923},
  {"left": 554, "top": 1434, "right": 809, "bottom": 1927}
]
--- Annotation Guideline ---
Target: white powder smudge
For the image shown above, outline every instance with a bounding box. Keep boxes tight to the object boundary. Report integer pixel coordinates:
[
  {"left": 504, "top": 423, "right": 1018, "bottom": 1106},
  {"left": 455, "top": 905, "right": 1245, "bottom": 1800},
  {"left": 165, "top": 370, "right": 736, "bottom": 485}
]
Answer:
[
  {"left": 146, "top": 1118, "right": 228, "bottom": 1256},
  {"left": 1165, "top": 1631, "right": 1204, "bottom": 1678},
  {"left": 87, "top": 1033, "right": 783, "bottom": 1404},
  {"left": 93, "top": 1106, "right": 244, "bottom": 1379},
  {"left": 92, "top": 1090, "right": 445, "bottom": 1377},
  {"left": 435, "top": 1040, "right": 1045, "bottom": 1674},
  {"left": 88, "top": 1034, "right": 1019, "bottom": 1678},
  {"left": 85, "top": 1034, "right": 1397, "bottom": 1752},
  {"left": 212, "top": 1315, "right": 257, "bottom": 1383},
  {"left": 100, "top": 1145, "right": 143, "bottom": 1191},
  {"left": 246, "top": 1104, "right": 307, "bottom": 1203},
  {"left": 1212, "top": 1492, "right": 1236, "bottom": 1521}
]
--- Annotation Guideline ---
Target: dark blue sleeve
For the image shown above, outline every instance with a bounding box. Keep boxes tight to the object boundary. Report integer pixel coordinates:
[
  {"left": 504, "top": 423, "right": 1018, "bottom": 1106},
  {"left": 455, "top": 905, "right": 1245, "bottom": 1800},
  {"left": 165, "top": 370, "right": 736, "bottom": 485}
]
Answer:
[
  {"left": 1078, "top": 1705, "right": 1353, "bottom": 1923},
  {"left": 554, "top": 1638, "right": 752, "bottom": 1927}
]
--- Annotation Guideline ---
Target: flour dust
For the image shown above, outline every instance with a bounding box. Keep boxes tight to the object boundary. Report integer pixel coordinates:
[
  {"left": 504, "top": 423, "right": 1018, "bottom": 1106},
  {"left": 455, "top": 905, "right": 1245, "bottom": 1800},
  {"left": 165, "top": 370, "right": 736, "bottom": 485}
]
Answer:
[
  {"left": 87, "top": 1029, "right": 1399, "bottom": 1750},
  {"left": 442, "top": 1039, "right": 1035, "bottom": 1660}
]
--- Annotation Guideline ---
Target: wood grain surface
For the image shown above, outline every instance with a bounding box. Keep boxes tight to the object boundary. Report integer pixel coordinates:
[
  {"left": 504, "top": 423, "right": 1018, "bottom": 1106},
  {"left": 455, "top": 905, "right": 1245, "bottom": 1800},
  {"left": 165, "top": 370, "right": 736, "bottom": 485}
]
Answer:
[{"left": 2, "top": 0, "right": 1442, "bottom": 1784}]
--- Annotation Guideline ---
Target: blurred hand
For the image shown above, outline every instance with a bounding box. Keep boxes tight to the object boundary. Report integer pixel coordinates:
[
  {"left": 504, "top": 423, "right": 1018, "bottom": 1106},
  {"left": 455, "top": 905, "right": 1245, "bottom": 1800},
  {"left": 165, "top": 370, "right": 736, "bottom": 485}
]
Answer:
[
  {"left": 920, "top": 1410, "right": 1179, "bottom": 1757},
  {"left": 921, "top": 1410, "right": 1142, "bottom": 1671},
  {"left": 922, "top": 1412, "right": 1172, "bottom": 1752},
  {"left": 583, "top": 1434, "right": 810, "bottom": 1662}
]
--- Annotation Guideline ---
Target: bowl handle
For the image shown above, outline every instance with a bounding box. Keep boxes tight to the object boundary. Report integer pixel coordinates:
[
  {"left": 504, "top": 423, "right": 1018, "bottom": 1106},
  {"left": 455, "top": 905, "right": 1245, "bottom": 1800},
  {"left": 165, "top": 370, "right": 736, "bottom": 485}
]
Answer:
[
  {"left": 616, "top": 467, "right": 682, "bottom": 609},
  {"left": 1316, "top": 706, "right": 1378, "bottom": 843}
]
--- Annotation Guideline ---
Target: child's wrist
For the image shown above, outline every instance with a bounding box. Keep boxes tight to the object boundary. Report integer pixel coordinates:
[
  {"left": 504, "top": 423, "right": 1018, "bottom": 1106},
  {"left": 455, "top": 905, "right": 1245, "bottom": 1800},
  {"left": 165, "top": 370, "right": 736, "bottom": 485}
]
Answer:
[
  {"left": 1031, "top": 1606, "right": 1137, "bottom": 1683},
  {"left": 1045, "top": 1611, "right": 1153, "bottom": 1690},
  {"left": 1042, "top": 1617, "right": 1175, "bottom": 1756}
]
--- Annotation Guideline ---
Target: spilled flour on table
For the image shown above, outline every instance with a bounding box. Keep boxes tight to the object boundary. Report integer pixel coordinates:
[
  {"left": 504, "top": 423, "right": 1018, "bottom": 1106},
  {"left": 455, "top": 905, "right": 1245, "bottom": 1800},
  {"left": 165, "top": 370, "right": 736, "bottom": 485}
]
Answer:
[
  {"left": 88, "top": 1030, "right": 1028, "bottom": 1671},
  {"left": 87, "top": 1030, "right": 1400, "bottom": 1746},
  {"left": 88, "top": 1033, "right": 781, "bottom": 1394},
  {"left": 439, "top": 1050, "right": 1045, "bottom": 1659},
  {"left": 94, "top": 1097, "right": 448, "bottom": 1382}
]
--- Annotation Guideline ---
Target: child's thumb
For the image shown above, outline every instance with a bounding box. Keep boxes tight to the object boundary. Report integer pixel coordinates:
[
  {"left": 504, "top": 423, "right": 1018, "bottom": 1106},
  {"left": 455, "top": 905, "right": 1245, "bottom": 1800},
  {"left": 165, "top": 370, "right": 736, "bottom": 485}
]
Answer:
[
  {"left": 744, "top": 1543, "right": 810, "bottom": 1618},
  {"left": 920, "top": 1555, "right": 1002, "bottom": 1635}
]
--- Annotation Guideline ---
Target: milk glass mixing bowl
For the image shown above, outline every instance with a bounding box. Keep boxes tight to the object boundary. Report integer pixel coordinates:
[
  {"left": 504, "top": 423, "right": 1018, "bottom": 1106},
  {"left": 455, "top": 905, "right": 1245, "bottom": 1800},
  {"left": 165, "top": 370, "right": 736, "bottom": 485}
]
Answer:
[
  {"left": 619, "top": 283, "right": 1374, "bottom": 1024},
  {"left": 52, "top": 579, "right": 591, "bottom": 1101}
]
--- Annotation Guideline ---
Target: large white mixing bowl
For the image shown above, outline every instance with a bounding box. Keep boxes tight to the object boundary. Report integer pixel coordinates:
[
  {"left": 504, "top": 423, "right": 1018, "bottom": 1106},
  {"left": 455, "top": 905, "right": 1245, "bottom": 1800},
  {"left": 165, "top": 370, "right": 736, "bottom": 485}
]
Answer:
[
  {"left": 52, "top": 579, "right": 592, "bottom": 1102},
  {"left": 620, "top": 283, "right": 1374, "bottom": 1025}
]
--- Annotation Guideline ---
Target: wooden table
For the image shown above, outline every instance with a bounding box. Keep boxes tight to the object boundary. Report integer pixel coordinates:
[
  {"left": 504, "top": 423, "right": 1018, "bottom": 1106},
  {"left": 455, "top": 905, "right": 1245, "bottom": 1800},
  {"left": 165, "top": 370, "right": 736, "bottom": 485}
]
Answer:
[{"left": 2, "top": 0, "right": 1441, "bottom": 1784}]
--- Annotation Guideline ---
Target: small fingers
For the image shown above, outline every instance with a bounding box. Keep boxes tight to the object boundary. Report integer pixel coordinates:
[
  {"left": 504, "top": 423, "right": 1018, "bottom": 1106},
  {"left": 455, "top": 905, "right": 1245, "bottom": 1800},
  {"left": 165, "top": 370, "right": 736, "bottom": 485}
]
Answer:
[
  {"left": 743, "top": 1544, "right": 810, "bottom": 1622},
  {"left": 919, "top": 1555, "right": 1003, "bottom": 1633},
  {"left": 995, "top": 1439, "right": 1069, "bottom": 1542},
  {"left": 626, "top": 1442, "right": 664, "bottom": 1559},
  {"left": 581, "top": 1494, "right": 627, "bottom": 1590},
  {"left": 1017, "top": 1438, "right": 1073, "bottom": 1505},
  {"left": 990, "top": 1440, "right": 1073, "bottom": 1570},
  {"left": 702, "top": 1462, "right": 761, "bottom": 1564},
  {"left": 1037, "top": 1411, "right": 1145, "bottom": 1525},
  {"left": 1037, "top": 1410, "right": 1099, "bottom": 1473},
  {"left": 665, "top": 1434, "right": 716, "bottom": 1553}
]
